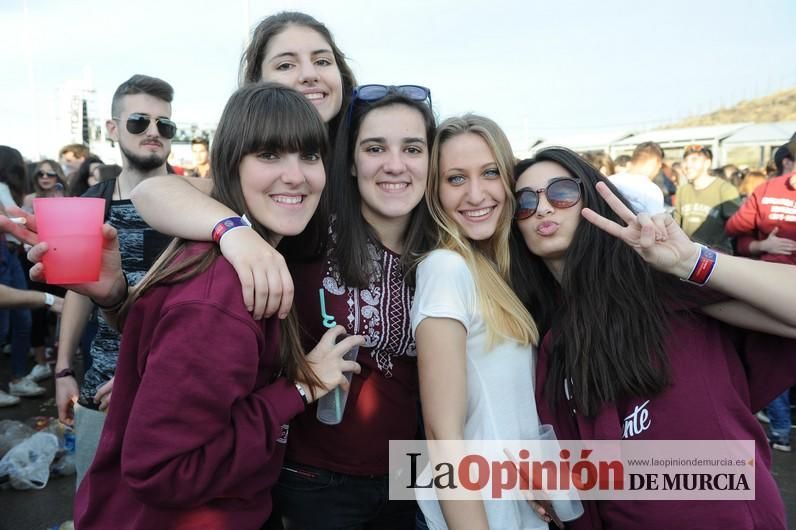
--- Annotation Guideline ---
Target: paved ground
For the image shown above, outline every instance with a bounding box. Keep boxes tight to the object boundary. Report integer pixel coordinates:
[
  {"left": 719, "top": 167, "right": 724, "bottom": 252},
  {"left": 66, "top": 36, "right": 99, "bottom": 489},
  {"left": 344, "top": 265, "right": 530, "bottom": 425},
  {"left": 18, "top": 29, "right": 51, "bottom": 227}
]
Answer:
[{"left": 1, "top": 357, "right": 794, "bottom": 530}]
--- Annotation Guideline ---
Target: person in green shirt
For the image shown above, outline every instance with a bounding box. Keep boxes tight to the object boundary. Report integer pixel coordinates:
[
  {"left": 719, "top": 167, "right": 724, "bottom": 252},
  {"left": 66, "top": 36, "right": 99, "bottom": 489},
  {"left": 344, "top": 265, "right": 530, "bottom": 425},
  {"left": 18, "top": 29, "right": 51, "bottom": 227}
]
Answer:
[{"left": 674, "top": 144, "right": 740, "bottom": 252}]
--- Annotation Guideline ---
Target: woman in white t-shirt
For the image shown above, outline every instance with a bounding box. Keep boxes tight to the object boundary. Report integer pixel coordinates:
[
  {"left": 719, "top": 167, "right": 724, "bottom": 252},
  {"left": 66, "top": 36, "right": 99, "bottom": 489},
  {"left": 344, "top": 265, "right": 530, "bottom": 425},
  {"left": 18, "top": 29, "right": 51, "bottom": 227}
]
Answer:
[{"left": 411, "top": 115, "right": 553, "bottom": 530}]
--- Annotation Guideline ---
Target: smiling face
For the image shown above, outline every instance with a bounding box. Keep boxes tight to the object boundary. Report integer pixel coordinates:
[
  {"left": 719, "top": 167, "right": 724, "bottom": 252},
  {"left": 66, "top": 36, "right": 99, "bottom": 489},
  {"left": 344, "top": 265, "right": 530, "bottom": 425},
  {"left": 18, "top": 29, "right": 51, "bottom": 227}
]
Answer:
[
  {"left": 683, "top": 153, "right": 711, "bottom": 182},
  {"left": 514, "top": 160, "right": 583, "bottom": 272},
  {"left": 261, "top": 25, "right": 343, "bottom": 123},
  {"left": 438, "top": 133, "right": 506, "bottom": 241},
  {"left": 239, "top": 150, "right": 325, "bottom": 245},
  {"left": 354, "top": 104, "right": 428, "bottom": 235}
]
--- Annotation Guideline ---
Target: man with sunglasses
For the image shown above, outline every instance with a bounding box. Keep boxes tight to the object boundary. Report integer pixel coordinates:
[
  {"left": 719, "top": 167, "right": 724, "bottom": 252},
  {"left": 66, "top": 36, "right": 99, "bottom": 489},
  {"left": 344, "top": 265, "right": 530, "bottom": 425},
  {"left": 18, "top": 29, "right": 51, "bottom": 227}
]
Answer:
[{"left": 54, "top": 74, "right": 174, "bottom": 488}]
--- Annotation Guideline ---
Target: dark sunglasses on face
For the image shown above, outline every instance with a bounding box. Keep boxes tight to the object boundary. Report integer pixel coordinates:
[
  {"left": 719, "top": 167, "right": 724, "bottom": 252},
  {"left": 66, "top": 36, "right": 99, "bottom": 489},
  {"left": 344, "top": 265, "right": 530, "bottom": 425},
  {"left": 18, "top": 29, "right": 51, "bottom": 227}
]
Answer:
[
  {"left": 113, "top": 113, "right": 177, "bottom": 139},
  {"left": 347, "top": 84, "right": 431, "bottom": 124},
  {"left": 36, "top": 171, "right": 58, "bottom": 179},
  {"left": 514, "top": 176, "right": 582, "bottom": 220}
]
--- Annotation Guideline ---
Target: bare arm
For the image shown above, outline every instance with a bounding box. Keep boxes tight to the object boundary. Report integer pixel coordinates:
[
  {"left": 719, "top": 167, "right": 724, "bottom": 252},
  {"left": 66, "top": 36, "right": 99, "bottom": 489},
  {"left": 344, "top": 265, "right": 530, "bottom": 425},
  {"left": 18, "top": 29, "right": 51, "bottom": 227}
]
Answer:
[
  {"left": 697, "top": 255, "right": 796, "bottom": 328},
  {"left": 416, "top": 317, "right": 490, "bottom": 530},
  {"left": 130, "top": 175, "right": 219, "bottom": 239},
  {"left": 583, "top": 182, "right": 796, "bottom": 330},
  {"left": 701, "top": 301, "right": 796, "bottom": 339},
  {"left": 0, "top": 284, "right": 61, "bottom": 310},
  {"left": 55, "top": 290, "right": 94, "bottom": 425},
  {"left": 130, "top": 175, "right": 294, "bottom": 320}
]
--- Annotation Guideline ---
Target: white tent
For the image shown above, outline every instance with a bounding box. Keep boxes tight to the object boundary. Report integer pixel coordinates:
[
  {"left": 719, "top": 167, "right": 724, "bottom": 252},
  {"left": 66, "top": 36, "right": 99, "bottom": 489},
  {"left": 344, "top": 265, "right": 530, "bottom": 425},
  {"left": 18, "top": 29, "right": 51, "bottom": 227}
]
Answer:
[
  {"left": 720, "top": 121, "right": 796, "bottom": 166},
  {"left": 525, "top": 128, "right": 634, "bottom": 157}
]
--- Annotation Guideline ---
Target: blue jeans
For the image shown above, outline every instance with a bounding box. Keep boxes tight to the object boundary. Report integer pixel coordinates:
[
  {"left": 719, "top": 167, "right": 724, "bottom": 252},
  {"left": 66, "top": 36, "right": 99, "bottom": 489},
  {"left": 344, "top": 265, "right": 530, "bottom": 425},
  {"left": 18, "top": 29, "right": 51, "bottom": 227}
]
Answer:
[
  {"left": 0, "top": 246, "right": 32, "bottom": 379},
  {"left": 268, "top": 461, "right": 416, "bottom": 530},
  {"left": 766, "top": 390, "right": 792, "bottom": 443}
]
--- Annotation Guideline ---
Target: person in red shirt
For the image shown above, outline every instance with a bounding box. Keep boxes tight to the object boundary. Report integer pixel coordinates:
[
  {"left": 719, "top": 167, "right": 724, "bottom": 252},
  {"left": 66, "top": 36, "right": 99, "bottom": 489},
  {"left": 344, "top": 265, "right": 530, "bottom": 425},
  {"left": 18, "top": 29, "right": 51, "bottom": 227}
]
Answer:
[
  {"left": 725, "top": 141, "right": 796, "bottom": 452},
  {"left": 511, "top": 147, "right": 796, "bottom": 530},
  {"left": 725, "top": 143, "right": 796, "bottom": 266}
]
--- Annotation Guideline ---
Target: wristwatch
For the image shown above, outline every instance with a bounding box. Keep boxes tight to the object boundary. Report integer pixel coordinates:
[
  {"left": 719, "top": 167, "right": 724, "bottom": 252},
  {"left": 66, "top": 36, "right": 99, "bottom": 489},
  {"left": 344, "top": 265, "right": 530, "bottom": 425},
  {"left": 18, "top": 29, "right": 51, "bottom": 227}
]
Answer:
[{"left": 55, "top": 368, "right": 76, "bottom": 379}]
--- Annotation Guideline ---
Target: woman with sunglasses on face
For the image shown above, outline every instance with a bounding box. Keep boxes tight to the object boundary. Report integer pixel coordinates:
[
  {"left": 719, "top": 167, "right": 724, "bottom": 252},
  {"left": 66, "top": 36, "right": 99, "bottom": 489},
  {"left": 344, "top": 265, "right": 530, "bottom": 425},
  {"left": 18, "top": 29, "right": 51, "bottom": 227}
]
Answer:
[
  {"left": 20, "top": 160, "right": 67, "bottom": 384},
  {"left": 130, "top": 11, "right": 357, "bottom": 318},
  {"left": 412, "top": 115, "right": 553, "bottom": 530},
  {"left": 511, "top": 147, "right": 796, "bottom": 530},
  {"left": 22, "top": 159, "right": 66, "bottom": 209},
  {"left": 71, "top": 83, "right": 363, "bottom": 530}
]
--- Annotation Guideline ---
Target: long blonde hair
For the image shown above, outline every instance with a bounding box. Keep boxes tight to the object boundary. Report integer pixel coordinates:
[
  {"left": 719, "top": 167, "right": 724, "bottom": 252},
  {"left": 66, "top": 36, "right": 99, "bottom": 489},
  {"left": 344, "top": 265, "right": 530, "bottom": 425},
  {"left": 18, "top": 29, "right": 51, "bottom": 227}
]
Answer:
[{"left": 425, "top": 114, "right": 538, "bottom": 347}]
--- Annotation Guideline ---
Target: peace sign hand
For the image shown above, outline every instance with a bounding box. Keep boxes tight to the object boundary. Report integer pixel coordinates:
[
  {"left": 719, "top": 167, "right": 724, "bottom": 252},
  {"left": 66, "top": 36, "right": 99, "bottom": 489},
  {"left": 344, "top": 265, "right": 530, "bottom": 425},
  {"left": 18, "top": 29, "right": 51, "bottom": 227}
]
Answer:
[{"left": 581, "top": 182, "right": 701, "bottom": 279}]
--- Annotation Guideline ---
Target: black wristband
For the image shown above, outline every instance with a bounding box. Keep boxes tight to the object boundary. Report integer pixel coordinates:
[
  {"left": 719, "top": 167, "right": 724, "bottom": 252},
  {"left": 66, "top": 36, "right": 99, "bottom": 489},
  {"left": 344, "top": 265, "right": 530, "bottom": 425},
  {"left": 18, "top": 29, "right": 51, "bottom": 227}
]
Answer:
[
  {"left": 55, "top": 368, "right": 76, "bottom": 379},
  {"left": 92, "top": 273, "right": 129, "bottom": 312}
]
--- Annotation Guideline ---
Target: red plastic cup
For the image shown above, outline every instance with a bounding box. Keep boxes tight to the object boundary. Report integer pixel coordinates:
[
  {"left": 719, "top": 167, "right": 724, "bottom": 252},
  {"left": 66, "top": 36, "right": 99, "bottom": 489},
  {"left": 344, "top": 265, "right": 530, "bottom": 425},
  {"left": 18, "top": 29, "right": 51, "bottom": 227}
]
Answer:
[{"left": 33, "top": 197, "right": 104, "bottom": 284}]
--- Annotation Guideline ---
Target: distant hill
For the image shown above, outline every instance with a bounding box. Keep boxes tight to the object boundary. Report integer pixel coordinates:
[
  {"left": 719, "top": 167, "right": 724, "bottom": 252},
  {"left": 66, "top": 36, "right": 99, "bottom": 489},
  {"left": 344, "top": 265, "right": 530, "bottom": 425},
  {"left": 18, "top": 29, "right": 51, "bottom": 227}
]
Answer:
[{"left": 666, "top": 87, "right": 796, "bottom": 128}]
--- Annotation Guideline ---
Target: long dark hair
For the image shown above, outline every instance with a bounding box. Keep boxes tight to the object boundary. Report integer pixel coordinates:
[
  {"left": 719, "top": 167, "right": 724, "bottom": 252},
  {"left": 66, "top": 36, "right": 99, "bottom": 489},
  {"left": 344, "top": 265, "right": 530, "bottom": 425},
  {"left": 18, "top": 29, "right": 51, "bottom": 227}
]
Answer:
[
  {"left": 511, "top": 147, "right": 690, "bottom": 417},
  {"left": 0, "top": 146, "right": 28, "bottom": 206},
  {"left": 329, "top": 93, "right": 436, "bottom": 288},
  {"left": 69, "top": 155, "right": 103, "bottom": 197},
  {"left": 125, "top": 83, "right": 329, "bottom": 395},
  {"left": 239, "top": 11, "right": 356, "bottom": 142}
]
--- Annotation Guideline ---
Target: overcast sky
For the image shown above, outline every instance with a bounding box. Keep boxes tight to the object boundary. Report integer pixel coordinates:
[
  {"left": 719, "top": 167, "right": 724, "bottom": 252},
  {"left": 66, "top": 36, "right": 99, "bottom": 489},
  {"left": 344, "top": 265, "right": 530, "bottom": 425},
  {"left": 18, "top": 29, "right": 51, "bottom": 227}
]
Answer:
[{"left": 1, "top": 0, "right": 794, "bottom": 158}]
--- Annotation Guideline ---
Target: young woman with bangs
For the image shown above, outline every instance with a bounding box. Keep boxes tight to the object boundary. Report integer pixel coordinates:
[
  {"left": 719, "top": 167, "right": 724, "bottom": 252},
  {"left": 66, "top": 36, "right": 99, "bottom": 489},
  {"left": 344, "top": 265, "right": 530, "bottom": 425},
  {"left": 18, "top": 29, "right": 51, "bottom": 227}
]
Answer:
[
  {"left": 511, "top": 147, "right": 796, "bottom": 530},
  {"left": 411, "top": 115, "right": 553, "bottom": 530},
  {"left": 55, "top": 83, "right": 362, "bottom": 530}
]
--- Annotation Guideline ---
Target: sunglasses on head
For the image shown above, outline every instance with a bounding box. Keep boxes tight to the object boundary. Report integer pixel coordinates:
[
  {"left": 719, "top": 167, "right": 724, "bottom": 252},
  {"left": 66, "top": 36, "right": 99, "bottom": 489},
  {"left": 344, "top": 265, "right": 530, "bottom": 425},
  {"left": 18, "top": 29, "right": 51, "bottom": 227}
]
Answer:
[
  {"left": 36, "top": 170, "right": 58, "bottom": 179},
  {"left": 354, "top": 84, "right": 430, "bottom": 103},
  {"left": 346, "top": 84, "right": 431, "bottom": 124},
  {"left": 514, "top": 176, "right": 582, "bottom": 220},
  {"left": 114, "top": 113, "right": 177, "bottom": 139}
]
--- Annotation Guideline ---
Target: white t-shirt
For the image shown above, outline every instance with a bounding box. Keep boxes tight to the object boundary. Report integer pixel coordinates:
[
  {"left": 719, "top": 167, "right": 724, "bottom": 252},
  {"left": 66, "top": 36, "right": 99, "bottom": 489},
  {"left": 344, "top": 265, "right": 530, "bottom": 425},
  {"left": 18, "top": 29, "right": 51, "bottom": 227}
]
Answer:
[
  {"left": 411, "top": 249, "right": 546, "bottom": 530},
  {"left": 609, "top": 172, "right": 666, "bottom": 214}
]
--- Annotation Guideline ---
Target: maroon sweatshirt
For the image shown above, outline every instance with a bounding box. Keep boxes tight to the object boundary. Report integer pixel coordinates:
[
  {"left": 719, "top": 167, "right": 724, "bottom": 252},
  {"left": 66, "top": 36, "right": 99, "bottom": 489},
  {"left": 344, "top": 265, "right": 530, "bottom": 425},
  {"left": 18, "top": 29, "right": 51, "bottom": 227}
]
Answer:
[
  {"left": 75, "top": 244, "right": 305, "bottom": 530},
  {"left": 725, "top": 172, "right": 796, "bottom": 265},
  {"left": 536, "top": 311, "right": 796, "bottom": 530}
]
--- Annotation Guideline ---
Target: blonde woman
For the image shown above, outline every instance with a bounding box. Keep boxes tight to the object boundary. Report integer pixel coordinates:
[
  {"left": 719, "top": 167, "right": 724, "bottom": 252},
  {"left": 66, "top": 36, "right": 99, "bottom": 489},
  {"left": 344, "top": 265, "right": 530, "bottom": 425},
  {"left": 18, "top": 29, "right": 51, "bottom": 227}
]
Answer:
[{"left": 411, "top": 115, "right": 552, "bottom": 530}]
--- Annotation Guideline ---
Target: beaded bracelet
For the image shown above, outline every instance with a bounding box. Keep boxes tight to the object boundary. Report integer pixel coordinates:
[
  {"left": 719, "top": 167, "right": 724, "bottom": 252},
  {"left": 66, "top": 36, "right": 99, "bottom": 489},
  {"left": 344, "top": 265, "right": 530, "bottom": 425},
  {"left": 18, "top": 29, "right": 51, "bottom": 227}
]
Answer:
[{"left": 681, "top": 244, "right": 717, "bottom": 286}]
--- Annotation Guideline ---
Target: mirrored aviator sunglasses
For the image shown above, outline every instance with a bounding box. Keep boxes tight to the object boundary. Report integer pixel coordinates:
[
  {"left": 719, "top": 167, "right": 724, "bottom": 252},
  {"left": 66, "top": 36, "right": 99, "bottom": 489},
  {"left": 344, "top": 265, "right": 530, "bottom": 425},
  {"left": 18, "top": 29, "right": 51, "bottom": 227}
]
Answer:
[
  {"left": 514, "top": 176, "right": 582, "bottom": 220},
  {"left": 354, "top": 84, "right": 430, "bottom": 103},
  {"left": 121, "top": 113, "right": 177, "bottom": 139},
  {"left": 346, "top": 84, "right": 431, "bottom": 124}
]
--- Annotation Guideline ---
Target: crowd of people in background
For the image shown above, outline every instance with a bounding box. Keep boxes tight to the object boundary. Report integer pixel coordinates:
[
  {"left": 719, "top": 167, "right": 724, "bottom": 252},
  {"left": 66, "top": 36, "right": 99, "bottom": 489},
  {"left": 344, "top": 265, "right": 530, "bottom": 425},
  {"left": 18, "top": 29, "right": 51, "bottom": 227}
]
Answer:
[{"left": 0, "top": 9, "right": 794, "bottom": 530}]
